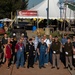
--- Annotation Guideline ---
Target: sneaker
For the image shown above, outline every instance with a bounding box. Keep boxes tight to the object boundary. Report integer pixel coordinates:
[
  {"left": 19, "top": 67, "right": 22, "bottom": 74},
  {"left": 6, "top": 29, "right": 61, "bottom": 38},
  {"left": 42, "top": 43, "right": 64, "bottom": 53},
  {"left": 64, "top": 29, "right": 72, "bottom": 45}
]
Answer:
[
  {"left": 70, "top": 67, "right": 72, "bottom": 70},
  {"left": 64, "top": 67, "right": 68, "bottom": 69},
  {"left": 17, "top": 67, "right": 19, "bottom": 69},
  {"left": 42, "top": 66, "right": 46, "bottom": 68},
  {"left": 44, "top": 63, "right": 48, "bottom": 66},
  {"left": 27, "top": 66, "right": 29, "bottom": 69},
  {"left": 51, "top": 66, "right": 55, "bottom": 69},
  {"left": 39, "top": 66, "right": 42, "bottom": 69},
  {"left": 31, "top": 66, "right": 34, "bottom": 68},
  {"left": 57, "top": 67, "right": 59, "bottom": 70}
]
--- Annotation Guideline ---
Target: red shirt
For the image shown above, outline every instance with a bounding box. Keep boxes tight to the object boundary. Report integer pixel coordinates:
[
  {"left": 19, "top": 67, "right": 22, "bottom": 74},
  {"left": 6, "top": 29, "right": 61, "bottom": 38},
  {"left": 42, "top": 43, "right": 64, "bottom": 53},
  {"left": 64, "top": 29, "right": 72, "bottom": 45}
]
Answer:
[
  {"left": 5, "top": 44, "right": 12, "bottom": 59},
  {"left": 15, "top": 42, "right": 23, "bottom": 51}
]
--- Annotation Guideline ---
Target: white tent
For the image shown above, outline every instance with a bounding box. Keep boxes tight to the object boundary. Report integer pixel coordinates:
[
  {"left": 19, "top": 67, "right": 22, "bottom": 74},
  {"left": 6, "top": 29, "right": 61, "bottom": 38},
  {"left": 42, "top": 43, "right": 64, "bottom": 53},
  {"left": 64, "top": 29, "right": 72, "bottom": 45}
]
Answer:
[
  {"left": 17, "top": 0, "right": 75, "bottom": 19},
  {"left": 30, "top": 0, "right": 60, "bottom": 19}
]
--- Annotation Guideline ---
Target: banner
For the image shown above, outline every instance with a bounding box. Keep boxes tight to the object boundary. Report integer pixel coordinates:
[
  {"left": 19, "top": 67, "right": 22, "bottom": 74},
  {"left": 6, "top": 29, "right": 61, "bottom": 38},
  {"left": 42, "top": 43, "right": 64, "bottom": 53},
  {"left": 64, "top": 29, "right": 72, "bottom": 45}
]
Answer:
[{"left": 18, "top": 10, "right": 37, "bottom": 16}]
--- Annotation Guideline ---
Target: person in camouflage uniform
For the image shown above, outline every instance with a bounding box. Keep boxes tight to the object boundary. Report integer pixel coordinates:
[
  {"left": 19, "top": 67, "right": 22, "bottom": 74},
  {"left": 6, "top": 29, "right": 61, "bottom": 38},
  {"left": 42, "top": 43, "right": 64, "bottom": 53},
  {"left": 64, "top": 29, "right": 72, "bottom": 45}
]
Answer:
[
  {"left": 51, "top": 36, "right": 61, "bottom": 69},
  {"left": 64, "top": 37, "right": 73, "bottom": 70}
]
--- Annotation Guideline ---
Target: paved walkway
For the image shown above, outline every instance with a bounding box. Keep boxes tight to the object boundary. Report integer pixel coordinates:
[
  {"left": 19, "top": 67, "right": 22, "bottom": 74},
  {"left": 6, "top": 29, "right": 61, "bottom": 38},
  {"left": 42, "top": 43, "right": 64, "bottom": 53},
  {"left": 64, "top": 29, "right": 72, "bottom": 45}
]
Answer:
[
  {"left": 68, "top": 68, "right": 75, "bottom": 75},
  {"left": 0, "top": 61, "right": 71, "bottom": 75}
]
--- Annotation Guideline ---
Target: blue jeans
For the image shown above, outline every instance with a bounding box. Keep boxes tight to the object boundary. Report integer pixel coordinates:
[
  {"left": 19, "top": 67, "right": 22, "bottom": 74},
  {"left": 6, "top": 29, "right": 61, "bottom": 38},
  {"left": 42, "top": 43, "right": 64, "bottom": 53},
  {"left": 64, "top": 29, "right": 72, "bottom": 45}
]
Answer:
[
  {"left": 39, "top": 52, "right": 45, "bottom": 67},
  {"left": 44, "top": 53, "right": 49, "bottom": 64},
  {"left": 34, "top": 50, "right": 38, "bottom": 62},
  {"left": 16, "top": 51, "right": 24, "bottom": 67}
]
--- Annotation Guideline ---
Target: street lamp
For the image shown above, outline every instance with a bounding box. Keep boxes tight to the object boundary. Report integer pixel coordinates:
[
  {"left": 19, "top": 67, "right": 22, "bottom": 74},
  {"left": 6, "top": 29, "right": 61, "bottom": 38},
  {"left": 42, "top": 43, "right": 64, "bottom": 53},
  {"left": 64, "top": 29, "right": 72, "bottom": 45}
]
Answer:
[
  {"left": 64, "top": 0, "right": 67, "bottom": 31},
  {"left": 45, "top": 0, "right": 50, "bottom": 35},
  {"left": 57, "top": 0, "right": 64, "bottom": 31},
  {"left": 57, "top": 0, "right": 64, "bottom": 19},
  {"left": 47, "top": 0, "right": 49, "bottom": 27}
]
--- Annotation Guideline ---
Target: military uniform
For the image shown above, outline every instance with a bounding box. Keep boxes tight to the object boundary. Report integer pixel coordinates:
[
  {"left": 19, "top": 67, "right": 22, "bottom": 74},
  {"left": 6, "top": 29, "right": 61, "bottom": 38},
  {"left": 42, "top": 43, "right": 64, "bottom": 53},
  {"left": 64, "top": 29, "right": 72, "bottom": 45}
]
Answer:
[
  {"left": 64, "top": 42, "right": 73, "bottom": 69},
  {"left": 26, "top": 42, "right": 35, "bottom": 68},
  {"left": 51, "top": 41, "right": 61, "bottom": 69}
]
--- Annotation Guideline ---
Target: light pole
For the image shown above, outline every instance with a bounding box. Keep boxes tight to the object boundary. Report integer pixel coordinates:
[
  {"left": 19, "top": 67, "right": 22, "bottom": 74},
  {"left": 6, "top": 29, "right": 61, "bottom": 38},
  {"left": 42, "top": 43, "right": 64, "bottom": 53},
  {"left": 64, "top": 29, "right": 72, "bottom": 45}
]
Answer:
[
  {"left": 45, "top": 0, "right": 50, "bottom": 35},
  {"left": 58, "top": 0, "right": 64, "bottom": 19},
  {"left": 64, "top": 0, "right": 67, "bottom": 31},
  {"left": 58, "top": 0, "right": 64, "bottom": 31},
  {"left": 47, "top": 0, "right": 49, "bottom": 27}
]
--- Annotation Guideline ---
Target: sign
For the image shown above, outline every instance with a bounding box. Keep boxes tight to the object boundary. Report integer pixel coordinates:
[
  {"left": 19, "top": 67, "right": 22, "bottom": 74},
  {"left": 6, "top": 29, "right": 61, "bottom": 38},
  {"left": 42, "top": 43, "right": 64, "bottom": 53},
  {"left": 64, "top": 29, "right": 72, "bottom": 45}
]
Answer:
[{"left": 18, "top": 10, "right": 37, "bottom": 16}]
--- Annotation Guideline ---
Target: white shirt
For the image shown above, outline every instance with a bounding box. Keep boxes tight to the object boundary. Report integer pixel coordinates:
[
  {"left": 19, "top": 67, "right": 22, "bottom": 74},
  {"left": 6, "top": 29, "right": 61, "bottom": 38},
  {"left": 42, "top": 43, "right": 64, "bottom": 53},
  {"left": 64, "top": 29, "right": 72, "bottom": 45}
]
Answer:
[{"left": 44, "top": 39, "right": 50, "bottom": 47}]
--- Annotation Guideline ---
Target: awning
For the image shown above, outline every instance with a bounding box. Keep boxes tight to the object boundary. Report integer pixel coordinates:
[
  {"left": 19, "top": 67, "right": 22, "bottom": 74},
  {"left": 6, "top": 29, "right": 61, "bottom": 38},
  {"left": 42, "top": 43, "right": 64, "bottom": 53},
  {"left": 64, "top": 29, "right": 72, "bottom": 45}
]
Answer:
[{"left": 17, "top": 16, "right": 38, "bottom": 19}]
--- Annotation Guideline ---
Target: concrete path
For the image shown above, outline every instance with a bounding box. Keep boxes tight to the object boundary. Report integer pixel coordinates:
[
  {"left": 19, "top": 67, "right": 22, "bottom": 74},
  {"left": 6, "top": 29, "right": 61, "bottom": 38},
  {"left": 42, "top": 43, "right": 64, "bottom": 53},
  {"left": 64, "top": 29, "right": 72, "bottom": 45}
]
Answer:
[
  {"left": 0, "top": 61, "right": 71, "bottom": 75},
  {"left": 68, "top": 68, "right": 75, "bottom": 75}
]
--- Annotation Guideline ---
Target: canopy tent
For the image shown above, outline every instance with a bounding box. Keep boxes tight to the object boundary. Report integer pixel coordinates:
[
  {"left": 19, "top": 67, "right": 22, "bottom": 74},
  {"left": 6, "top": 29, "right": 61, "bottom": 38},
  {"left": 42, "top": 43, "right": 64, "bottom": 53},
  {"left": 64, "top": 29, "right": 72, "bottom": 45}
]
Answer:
[
  {"left": 17, "top": 0, "right": 75, "bottom": 19},
  {"left": 30, "top": 0, "right": 60, "bottom": 19}
]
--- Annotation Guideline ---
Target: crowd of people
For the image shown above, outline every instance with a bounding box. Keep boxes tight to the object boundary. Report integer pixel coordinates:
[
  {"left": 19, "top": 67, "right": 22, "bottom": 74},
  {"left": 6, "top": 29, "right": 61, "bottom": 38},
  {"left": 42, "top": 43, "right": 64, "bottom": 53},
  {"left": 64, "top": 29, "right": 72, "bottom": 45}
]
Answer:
[{"left": 0, "top": 33, "right": 75, "bottom": 70}]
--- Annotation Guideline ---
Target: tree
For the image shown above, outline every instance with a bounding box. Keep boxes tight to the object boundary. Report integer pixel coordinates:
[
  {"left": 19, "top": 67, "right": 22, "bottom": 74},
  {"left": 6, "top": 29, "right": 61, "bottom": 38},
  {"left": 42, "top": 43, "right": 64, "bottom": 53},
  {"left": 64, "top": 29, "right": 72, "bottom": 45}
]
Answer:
[{"left": 0, "top": 0, "right": 29, "bottom": 18}]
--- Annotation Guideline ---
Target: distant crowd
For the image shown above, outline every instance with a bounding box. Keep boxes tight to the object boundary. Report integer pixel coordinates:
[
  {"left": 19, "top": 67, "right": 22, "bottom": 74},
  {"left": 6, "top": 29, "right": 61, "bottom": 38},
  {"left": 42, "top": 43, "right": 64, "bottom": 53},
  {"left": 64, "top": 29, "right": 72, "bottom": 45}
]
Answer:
[{"left": 0, "top": 33, "right": 75, "bottom": 70}]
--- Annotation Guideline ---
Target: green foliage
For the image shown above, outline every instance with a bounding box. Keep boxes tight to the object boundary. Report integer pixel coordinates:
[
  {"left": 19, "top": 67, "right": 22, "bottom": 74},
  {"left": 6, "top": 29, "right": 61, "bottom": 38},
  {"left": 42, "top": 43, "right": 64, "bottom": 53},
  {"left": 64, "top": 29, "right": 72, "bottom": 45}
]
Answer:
[
  {"left": 0, "top": 0, "right": 29, "bottom": 18},
  {"left": 50, "top": 31, "right": 62, "bottom": 41},
  {"left": 50, "top": 31, "right": 60, "bottom": 37}
]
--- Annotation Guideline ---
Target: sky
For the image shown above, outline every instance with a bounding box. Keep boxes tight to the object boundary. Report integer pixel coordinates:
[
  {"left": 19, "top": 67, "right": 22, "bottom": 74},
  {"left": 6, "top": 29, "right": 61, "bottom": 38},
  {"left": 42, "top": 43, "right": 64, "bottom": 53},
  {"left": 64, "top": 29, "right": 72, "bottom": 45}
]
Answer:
[
  {"left": 27, "top": 0, "right": 75, "bottom": 9},
  {"left": 27, "top": 0, "right": 43, "bottom": 9}
]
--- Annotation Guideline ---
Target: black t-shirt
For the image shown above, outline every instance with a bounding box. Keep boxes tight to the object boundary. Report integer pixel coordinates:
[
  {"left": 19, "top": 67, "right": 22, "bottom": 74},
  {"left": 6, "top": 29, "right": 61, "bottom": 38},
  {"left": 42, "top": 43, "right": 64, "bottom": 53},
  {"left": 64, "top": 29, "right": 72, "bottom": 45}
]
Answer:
[
  {"left": 11, "top": 40, "right": 17, "bottom": 54},
  {"left": 2, "top": 37, "right": 8, "bottom": 45}
]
